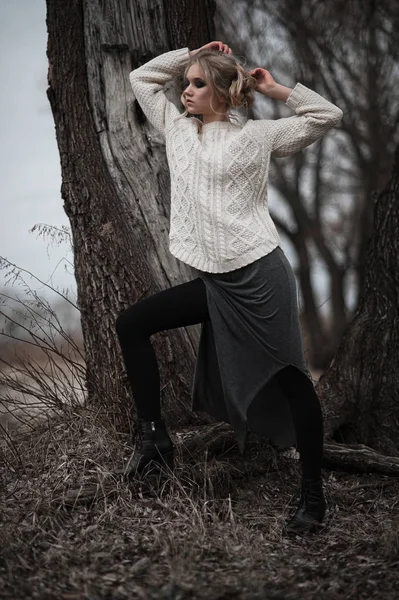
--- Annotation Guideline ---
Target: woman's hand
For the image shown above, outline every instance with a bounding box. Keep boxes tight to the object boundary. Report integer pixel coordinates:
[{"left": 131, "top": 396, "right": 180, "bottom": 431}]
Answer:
[
  {"left": 248, "top": 67, "right": 278, "bottom": 96},
  {"left": 190, "top": 41, "right": 233, "bottom": 57}
]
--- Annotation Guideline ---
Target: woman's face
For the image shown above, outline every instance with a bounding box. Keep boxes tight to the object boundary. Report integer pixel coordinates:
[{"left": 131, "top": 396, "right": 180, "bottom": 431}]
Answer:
[{"left": 183, "top": 63, "right": 227, "bottom": 117}]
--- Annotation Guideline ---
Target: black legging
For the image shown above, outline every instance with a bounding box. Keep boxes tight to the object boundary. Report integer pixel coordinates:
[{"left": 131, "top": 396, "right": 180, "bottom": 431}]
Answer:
[{"left": 115, "top": 277, "right": 324, "bottom": 480}]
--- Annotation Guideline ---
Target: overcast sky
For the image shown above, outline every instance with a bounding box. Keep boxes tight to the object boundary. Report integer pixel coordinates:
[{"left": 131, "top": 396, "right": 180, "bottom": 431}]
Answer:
[{"left": 0, "top": 0, "right": 75, "bottom": 302}]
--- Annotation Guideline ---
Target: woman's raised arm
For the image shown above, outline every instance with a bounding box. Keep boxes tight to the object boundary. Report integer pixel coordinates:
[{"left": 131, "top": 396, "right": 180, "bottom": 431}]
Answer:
[
  {"left": 250, "top": 68, "right": 343, "bottom": 157},
  {"left": 129, "top": 47, "right": 190, "bottom": 135}
]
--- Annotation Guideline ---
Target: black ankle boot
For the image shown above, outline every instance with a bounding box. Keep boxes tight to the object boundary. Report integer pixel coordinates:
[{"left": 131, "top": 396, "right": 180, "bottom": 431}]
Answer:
[
  {"left": 284, "top": 478, "right": 326, "bottom": 535},
  {"left": 123, "top": 418, "right": 174, "bottom": 477}
]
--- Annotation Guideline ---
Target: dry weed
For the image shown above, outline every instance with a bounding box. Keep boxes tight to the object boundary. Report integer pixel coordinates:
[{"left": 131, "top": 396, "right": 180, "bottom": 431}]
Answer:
[{"left": 1, "top": 405, "right": 399, "bottom": 599}]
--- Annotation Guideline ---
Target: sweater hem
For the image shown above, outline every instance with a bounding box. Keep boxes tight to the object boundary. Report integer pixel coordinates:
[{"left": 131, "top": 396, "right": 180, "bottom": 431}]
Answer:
[{"left": 169, "top": 240, "right": 281, "bottom": 273}]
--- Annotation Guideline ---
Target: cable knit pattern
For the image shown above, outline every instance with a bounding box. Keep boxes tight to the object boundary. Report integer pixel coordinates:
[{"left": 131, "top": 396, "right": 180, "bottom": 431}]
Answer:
[{"left": 129, "top": 48, "right": 343, "bottom": 273}]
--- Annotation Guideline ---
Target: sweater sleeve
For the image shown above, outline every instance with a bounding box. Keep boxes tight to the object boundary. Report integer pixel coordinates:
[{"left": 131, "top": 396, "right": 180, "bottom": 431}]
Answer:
[
  {"left": 129, "top": 47, "right": 190, "bottom": 135},
  {"left": 267, "top": 83, "right": 343, "bottom": 158}
]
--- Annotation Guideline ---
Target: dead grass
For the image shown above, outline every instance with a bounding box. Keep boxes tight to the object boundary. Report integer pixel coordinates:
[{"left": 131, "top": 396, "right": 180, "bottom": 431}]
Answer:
[{"left": 1, "top": 405, "right": 399, "bottom": 600}]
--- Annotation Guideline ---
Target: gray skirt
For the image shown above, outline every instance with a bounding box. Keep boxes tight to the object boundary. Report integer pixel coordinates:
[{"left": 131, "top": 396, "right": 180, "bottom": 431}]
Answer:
[{"left": 191, "top": 246, "right": 311, "bottom": 454}]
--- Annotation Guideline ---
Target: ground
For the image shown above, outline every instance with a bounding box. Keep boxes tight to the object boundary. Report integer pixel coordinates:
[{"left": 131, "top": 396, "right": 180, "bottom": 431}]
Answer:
[{"left": 1, "top": 407, "right": 399, "bottom": 600}]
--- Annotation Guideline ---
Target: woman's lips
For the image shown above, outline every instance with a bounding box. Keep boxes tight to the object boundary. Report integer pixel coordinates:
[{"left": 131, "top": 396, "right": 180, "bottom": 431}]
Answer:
[{"left": 187, "top": 100, "right": 194, "bottom": 104}]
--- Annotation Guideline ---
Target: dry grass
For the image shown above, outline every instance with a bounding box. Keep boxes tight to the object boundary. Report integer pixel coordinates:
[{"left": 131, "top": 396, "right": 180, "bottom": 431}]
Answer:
[
  {"left": 1, "top": 406, "right": 399, "bottom": 600},
  {"left": 1, "top": 260, "right": 398, "bottom": 598}
]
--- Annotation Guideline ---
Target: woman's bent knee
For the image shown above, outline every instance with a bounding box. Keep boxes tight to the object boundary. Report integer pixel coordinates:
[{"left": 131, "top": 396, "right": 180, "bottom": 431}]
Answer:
[
  {"left": 115, "top": 310, "right": 126, "bottom": 338},
  {"left": 116, "top": 305, "right": 138, "bottom": 338},
  {"left": 115, "top": 301, "right": 150, "bottom": 341}
]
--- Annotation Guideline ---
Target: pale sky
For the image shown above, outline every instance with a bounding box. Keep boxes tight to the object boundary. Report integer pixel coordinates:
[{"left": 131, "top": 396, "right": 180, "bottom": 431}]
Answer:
[
  {"left": 0, "top": 0, "right": 335, "bottom": 318},
  {"left": 0, "top": 0, "right": 75, "bottom": 302}
]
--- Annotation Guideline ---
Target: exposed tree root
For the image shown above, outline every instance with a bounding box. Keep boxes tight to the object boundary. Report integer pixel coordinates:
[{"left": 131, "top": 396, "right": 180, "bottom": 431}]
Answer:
[
  {"left": 176, "top": 423, "right": 399, "bottom": 477},
  {"left": 323, "top": 441, "right": 399, "bottom": 476}
]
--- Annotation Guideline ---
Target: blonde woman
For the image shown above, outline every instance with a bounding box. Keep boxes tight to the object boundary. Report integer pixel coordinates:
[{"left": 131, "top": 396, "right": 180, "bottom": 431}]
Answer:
[{"left": 116, "top": 41, "right": 343, "bottom": 536}]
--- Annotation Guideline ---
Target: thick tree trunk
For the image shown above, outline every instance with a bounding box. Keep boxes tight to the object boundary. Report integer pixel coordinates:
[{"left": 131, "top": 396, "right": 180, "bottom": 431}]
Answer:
[
  {"left": 46, "top": 0, "right": 216, "bottom": 431},
  {"left": 317, "top": 144, "right": 399, "bottom": 457}
]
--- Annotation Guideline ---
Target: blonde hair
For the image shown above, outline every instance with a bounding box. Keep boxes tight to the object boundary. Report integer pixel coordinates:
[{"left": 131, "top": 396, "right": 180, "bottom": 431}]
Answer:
[{"left": 175, "top": 48, "right": 257, "bottom": 124}]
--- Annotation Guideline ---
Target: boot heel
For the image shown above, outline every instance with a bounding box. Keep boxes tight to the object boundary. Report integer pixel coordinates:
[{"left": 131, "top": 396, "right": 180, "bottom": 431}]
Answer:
[{"left": 121, "top": 418, "right": 174, "bottom": 478}]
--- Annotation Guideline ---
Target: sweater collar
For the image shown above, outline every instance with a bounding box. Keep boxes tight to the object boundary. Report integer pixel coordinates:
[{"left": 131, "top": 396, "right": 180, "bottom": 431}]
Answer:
[{"left": 192, "top": 117, "right": 241, "bottom": 133}]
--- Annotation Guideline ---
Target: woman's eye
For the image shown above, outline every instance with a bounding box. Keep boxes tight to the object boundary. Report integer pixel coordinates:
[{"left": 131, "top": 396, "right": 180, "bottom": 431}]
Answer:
[{"left": 184, "top": 80, "right": 204, "bottom": 88}]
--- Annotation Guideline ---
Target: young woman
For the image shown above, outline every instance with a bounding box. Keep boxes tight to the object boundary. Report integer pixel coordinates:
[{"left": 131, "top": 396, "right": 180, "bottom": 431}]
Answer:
[{"left": 116, "top": 40, "right": 343, "bottom": 535}]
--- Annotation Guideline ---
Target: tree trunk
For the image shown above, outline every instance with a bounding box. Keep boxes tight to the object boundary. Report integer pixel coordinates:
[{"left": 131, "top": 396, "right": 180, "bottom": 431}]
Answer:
[
  {"left": 290, "top": 231, "right": 331, "bottom": 368},
  {"left": 46, "top": 0, "right": 216, "bottom": 431},
  {"left": 317, "top": 144, "right": 399, "bottom": 457}
]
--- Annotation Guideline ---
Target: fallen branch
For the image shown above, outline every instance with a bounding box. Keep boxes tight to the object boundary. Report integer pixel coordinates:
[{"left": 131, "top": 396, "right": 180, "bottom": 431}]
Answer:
[
  {"left": 323, "top": 441, "right": 399, "bottom": 476},
  {"left": 175, "top": 424, "right": 399, "bottom": 477}
]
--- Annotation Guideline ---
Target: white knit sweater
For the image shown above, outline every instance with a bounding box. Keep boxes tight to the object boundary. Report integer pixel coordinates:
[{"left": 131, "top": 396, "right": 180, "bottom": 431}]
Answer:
[{"left": 129, "top": 47, "right": 343, "bottom": 273}]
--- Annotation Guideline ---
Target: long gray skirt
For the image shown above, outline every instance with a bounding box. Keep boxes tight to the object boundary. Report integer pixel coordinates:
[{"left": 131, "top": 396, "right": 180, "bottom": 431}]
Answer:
[{"left": 191, "top": 246, "right": 311, "bottom": 454}]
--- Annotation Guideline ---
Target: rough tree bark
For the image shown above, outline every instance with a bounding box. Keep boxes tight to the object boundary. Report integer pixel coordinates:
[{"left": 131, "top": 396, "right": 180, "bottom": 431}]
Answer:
[
  {"left": 317, "top": 144, "right": 399, "bottom": 457},
  {"left": 45, "top": 0, "right": 217, "bottom": 431}
]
